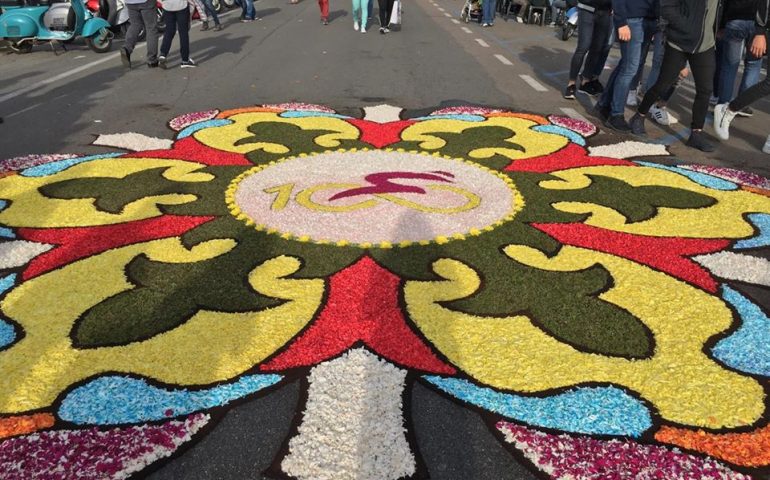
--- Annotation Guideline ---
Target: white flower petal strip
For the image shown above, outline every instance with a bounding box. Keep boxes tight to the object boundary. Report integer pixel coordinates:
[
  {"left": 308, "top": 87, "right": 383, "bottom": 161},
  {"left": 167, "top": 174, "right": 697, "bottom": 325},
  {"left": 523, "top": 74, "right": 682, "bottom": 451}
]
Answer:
[
  {"left": 0, "top": 241, "right": 53, "bottom": 270},
  {"left": 363, "top": 105, "right": 404, "bottom": 123},
  {"left": 693, "top": 252, "right": 770, "bottom": 287},
  {"left": 93, "top": 133, "right": 173, "bottom": 152},
  {"left": 589, "top": 141, "right": 669, "bottom": 159},
  {"left": 281, "top": 348, "right": 415, "bottom": 480}
]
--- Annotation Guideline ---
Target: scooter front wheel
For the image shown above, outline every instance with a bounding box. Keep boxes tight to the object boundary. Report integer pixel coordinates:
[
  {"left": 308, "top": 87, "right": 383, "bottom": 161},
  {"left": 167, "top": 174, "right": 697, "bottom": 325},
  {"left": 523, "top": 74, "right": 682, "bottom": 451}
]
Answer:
[
  {"left": 11, "top": 42, "right": 33, "bottom": 54},
  {"left": 86, "top": 27, "right": 113, "bottom": 53},
  {"left": 561, "top": 24, "right": 574, "bottom": 41}
]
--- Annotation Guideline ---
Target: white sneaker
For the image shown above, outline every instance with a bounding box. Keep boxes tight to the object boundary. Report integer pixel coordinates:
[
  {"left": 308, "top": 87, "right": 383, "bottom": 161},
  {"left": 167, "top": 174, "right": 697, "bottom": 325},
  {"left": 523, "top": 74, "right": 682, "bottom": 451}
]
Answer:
[
  {"left": 763, "top": 135, "right": 770, "bottom": 154},
  {"left": 626, "top": 89, "right": 639, "bottom": 107},
  {"left": 354, "top": 20, "right": 359, "bottom": 31},
  {"left": 361, "top": 26, "right": 366, "bottom": 33},
  {"left": 649, "top": 104, "right": 671, "bottom": 126},
  {"left": 713, "top": 103, "right": 737, "bottom": 141}
]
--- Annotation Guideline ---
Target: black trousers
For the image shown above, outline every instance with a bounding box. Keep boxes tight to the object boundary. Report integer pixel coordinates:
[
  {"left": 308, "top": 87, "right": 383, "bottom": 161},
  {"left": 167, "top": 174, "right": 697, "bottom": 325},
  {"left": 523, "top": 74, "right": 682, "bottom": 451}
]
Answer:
[
  {"left": 730, "top": 32, "right": 770, "bottom": 112},
  {"left": 639, "top": 44, "right": 715, "bottom": 130},
  {"left": 378, "top": 0, "right": 394, "bottom": 26},
  {"left": 160, "top": 8, "right": 191, "bottom": 62}
]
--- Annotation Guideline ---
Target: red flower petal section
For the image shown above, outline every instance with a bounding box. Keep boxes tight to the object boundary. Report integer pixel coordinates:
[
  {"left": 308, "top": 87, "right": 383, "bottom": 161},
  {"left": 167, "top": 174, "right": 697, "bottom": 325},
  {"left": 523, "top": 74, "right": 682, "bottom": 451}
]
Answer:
[
  {"left": 347, "top": 119, "right": 416, "bottom": 149},
  {"left": 532, "top": 223, "right": 729, "bottom": 293},
  {"left": 18, "top": 215, "right": 214, "bottom": 280},
  {"left": 505, "top": 143, "right": 636, "bottom": 173},
  {"left": 128, "top": 136, "right": 251, "bottom": 166},
  {"left": 261, "top": 256, "right": 456, "bottom": 374}
]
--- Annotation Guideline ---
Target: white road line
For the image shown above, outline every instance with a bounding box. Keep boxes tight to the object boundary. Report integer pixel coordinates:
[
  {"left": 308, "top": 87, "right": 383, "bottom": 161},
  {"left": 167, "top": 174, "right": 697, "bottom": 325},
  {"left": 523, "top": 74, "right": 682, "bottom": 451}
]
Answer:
[
  {"left": 451, "top": 18, "right": 461, "bottom": 24},
  {"left": 443, "top": 12, "right": 452, "bottom": 17},
  {"left": 475, "top": 38, "right": 490, "bottom": 47},
  {"left": 519, "top": 74, "right": 548, "bottom": 92},
  {"left": 494, "top": 54, "right": 513, "bottom": 65},
  {"left": 461, "top": 26, "right": 473, "bottom": 33},
  {"left": 559, "top": 107, "right": 590, "bottom": 123},
  {"left": 437, "top": 7, "right": 445, "bottom": 11},
  {"left": 7, "top": 102, "right": 43, "bottom": 118},
  {"left": 0, "top": 10, "right": 237, "bottom": 105}
]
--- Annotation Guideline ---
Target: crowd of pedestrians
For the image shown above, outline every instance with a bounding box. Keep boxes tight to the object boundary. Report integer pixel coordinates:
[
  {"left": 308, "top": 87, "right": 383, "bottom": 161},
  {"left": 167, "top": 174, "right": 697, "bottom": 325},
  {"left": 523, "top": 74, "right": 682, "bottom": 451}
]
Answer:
[{"left": 562, "top": 0, "right": 770, "bottom": 154}]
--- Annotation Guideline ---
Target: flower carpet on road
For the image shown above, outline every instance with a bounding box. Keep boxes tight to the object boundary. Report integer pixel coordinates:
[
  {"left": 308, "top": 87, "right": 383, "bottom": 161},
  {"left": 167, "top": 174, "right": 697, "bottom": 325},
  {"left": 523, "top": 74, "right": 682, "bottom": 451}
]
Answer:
[{"left": 1, "top": 103, "right": 770, "bottom": 479}]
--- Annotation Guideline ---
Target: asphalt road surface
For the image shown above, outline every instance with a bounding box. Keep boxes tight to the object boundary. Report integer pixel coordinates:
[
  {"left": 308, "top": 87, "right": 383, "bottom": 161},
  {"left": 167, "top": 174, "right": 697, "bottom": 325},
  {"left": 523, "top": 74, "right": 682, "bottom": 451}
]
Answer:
[{"left": 1, "top": 1, "right": 770, "bottom": 478}]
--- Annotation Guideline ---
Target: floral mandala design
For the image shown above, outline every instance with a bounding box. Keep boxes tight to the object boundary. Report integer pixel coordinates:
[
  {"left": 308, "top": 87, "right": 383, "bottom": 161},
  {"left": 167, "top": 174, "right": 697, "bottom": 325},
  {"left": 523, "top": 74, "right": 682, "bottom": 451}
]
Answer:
[{"left": 1, "top": 103, "right": 770, "bottom": 479}]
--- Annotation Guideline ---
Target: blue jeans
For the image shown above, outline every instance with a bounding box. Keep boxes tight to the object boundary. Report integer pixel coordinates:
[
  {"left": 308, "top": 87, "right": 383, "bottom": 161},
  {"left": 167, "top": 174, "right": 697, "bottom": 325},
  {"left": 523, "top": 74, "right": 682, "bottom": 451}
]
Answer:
[
  {"left": 718, "top": 19, "right": 763, "bottom": 104},
  {"left": 201, "top": 0, "right": 220, "bottom": 23},
  {"left": 482, "top": 0, "right": 495, "bottom": 24},
  {"left": 599, "top": 17, "right": 655, "bottom": 116},
  {"left": 241, "top": 0, "right": 255, "bottom": 20},
  {"left": 569, "top": 8, "right": 612, "bottom": 81}
]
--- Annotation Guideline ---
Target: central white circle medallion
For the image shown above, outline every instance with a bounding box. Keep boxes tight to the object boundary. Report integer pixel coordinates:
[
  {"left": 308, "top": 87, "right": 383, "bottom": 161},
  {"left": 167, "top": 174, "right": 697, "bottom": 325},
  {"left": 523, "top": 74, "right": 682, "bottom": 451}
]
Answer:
[{"left": 227, "top": 150, "right": 523, "bottom": 247}]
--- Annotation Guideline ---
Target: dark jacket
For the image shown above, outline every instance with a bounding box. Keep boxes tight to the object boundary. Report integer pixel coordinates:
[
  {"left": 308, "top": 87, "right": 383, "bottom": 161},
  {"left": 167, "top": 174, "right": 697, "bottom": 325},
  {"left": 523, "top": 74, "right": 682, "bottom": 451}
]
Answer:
[
  {"left": 577, "top": 0, "right": 611, "bottom": 12},
  {"left": 722, "top": 0, "right": 758, "bottom": 24},
  {"left": 756, "top": 0, "right": 770, "bottom": 34},
  {"left": 661, "top": 0, "right": 722, "bottom": 53},
  {"left": 613, "top": 0, "right": 659, "bottom": 27}
]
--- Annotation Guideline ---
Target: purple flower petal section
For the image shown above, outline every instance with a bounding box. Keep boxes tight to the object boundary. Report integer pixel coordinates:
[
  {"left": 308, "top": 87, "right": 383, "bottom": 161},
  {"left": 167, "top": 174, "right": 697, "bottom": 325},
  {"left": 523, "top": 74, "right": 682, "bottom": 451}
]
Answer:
[
  {"left": 497, "top": 421, "right": 752, "bottom": 480},
  {"left": 0, "top": 413, "right": 209, "bottom": 480},
  {"left": 681, "top": 165, "right": 770, "bottom": 190},
  {"left": 0, "top": 154, "right": 78, "bottom": 174}
]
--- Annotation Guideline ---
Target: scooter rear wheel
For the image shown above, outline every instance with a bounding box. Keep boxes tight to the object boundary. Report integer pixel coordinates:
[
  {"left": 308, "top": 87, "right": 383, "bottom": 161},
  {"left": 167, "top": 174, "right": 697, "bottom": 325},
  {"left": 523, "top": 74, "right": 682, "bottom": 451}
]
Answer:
[
  {"left": 86, "top": 27, "right": 113, "bottom": 53},
  {"left": 561, "top": 24, "right": 574, "bottom": 41}
]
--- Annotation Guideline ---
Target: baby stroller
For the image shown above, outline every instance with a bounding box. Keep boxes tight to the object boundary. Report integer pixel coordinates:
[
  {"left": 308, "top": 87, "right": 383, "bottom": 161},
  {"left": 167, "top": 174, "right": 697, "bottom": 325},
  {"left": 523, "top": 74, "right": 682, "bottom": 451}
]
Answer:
[{"left": 460, "top": 0, "right": 481, "bottom": 23}]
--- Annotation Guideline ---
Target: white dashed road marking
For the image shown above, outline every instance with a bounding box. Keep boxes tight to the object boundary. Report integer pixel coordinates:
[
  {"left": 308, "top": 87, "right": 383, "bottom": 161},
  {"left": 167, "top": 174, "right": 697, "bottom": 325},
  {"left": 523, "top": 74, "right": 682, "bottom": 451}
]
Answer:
[
  {"left": 475, "top": 38, "right": 490, "bottom": 47},
  {"left": 461, "top": 26, "right": 473, "bottom": 33},
  {"left": 451, "top": 18, "right": 461, "bottom": 23},
  {"left": 559, "top": 107, "right": 590, "bottom": 123},
  {"left": 494, "top": 54, "right": 513, "bottom": 65},
  {"left": 519, "top": 74, "right": 548, "bottom": 92}
]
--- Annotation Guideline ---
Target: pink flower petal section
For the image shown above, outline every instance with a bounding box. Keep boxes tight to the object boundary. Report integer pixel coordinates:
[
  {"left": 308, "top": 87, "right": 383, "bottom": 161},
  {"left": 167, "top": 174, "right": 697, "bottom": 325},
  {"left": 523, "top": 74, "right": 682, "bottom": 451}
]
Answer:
[
  {"left": 0, "top": 414, "right": 209, "bottom": 480},
  {"left": 261, "top": 103, "right": 337, "bottom": 113},
  {"left": 0, "top": 154, "right": 78, "bottom": 174},
  {"left": 430, "top": 106, "right": 504, "bottom": 116},
  {"left": 497, "top": 421, "right": 752, "bottom": 480},
  {"left": 548, "top": 115, "right": 597, "bottom": 137},
  {"left": 681, "top": 165, "right": 770, "bottom": 190},
  {"left": 169, "top": 110, "right": 220, "bottom": 132}
]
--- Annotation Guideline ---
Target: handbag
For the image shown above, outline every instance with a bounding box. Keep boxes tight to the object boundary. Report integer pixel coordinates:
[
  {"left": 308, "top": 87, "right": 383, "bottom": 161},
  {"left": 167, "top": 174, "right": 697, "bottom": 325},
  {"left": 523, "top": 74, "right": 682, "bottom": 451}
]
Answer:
[{"left": 389, "top": 0, "right": 401, "bottom": 25}]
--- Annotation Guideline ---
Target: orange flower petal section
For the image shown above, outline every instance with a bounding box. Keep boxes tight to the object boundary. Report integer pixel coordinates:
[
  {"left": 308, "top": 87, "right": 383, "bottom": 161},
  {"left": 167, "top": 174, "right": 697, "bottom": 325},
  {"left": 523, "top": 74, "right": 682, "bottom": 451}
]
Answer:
[
  {"left": 655, "top": 424, "right": 770, "bottom": 467},
  {"left": 0, "top": 413, "right": 55, "bottom": 440},
  {"left": 743, "top": 185, "right": 770, "bottom": 198},
  {"left": 487, "top": 112, "right": 548, "bottom": 124},
  {"left": 216, "top": 107, "right": 282, "bottom": 118}
]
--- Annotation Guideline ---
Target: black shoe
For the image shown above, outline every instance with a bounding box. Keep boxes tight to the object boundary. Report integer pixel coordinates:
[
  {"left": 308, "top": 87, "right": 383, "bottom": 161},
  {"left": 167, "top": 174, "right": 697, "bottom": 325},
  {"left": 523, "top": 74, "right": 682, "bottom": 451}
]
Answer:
[
  {"left": 147, "top": 61, "right": 159, "bottom": 68},
  {"left": 201, "top": 21, "right": 209, "bottom": 31},
  {"left": 579, "top": 80, "right": 602, "bottom": 96},
  {"left": 605, "top": 114, "right": 631, "bottom": 133},
  {"left": 214, "top": 23, "right": 223, "bottom": 30},
  {"left": 593, "top": 102, "right": 610, "bottom": 123},
  {"left": 181, "top": 58, "right": 197, "bottom": 68},
  {"left": 563, "top": 84, "right": 577, "bottom": 99},
  {"left": 379, "top": 26, "right": 385, "bottom": 33},
  {"left": 686, "top": 130, "right": 716, "bottom": 152},
  {"left": 736, "top": 106, "right": 754, "bottom": 117},
  {"left": 629, "top": 112, "right": 646, "bottom": 136},
  {"left": 120, "top": 47, "right": 131, "bottom": 69}
]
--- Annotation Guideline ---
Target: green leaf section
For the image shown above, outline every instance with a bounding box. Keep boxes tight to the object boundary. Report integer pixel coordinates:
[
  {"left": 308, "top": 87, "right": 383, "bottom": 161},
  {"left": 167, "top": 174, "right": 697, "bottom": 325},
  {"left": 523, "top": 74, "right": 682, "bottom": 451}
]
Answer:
[
  {"left": 237, "top": 122, "right": 370, "bottom": 165},
  {"left": 72, "top": 217, "right": 361, "bottom": 347},
  {"left": 39, "top": 166, "right": 246, "bottom": 217}
]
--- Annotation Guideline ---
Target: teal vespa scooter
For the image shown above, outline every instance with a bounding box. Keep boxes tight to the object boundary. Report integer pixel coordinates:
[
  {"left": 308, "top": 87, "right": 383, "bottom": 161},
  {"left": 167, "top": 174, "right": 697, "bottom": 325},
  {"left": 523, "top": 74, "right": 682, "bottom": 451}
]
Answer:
[{"left": 0, "top": 0, "right": 112, "bottom": 53}]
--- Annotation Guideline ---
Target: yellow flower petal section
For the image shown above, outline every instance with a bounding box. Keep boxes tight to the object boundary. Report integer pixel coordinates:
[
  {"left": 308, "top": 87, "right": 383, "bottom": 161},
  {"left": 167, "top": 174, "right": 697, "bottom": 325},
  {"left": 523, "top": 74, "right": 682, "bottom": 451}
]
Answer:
[
  {"left": 540, "top": 166, "right": 770, "bottom": 239},
  {"left": 0, "top": 158, "right": 209, "bottom": 229},
  {"left": 405, "top": 246, "right": 765, "bottom": 429},
  {"left": 193, "top": 112, "right": 361, "bottom": 154},
  {"left": 0, "top": 239, "right": 322, "bottom": 413},
  {"left": 400, "top": 117, "right": 568, "bottom": 160}
]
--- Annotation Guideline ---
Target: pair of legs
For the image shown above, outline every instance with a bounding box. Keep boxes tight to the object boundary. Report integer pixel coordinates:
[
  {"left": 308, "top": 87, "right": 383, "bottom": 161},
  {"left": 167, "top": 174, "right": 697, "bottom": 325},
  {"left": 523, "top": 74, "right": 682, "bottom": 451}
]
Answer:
[
  {"left": 379, "top": 0, "right": 395, "bottom": 28},
  {"left": 718, "top": 19, "right": 763, "bottom": 104},
  {"left": 199, "top": 0, "right": 220, "bottom": 25},
  {"left": 598, "top": 17, "right": 656, "bottom": 120},
  {"left": 512, "top": 0, "right": 528, "bottom": 19},
  {"left": 241, "top": 0, "right": 256, "bottom": 21},
  {"left": 160, "top": 8, "right": 191, "bottom": 62},
  {"left": 125, "top": 0, "right": 159, "bottom": 64},
  {"left": 318, "top": 0, "right": 328, "bottom": 21},
  {"left": 482, "top": 0, "right": 496, "bottom": 24},
  {"left": 352, "top": 0, "right": 369, "bottom": 29},
  {"left": 550, "top": 0, "right": 566, "bottom": 24},
  {"left": 567, "top": 8, "right": 612, "bottom": 88}
]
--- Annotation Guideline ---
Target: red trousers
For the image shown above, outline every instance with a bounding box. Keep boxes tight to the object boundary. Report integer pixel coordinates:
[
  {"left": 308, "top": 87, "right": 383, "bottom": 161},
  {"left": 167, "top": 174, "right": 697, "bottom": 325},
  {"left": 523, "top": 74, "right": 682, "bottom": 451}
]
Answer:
[{"left": 318, "top": 0, "right": 328, "bottom": 19}]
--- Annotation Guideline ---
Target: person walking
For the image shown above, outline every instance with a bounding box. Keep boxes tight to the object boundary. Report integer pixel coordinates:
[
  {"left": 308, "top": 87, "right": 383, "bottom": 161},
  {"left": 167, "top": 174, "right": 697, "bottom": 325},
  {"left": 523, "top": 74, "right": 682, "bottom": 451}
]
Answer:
[
  {"left": 563, "top": 0, "right": 613, "bottom": 99},
  {"left": 241, "top": 0, "right": 257, "bottom": 22},
  {"left": 158, "top": 0, "right": 196, "bottom": 68},
  {"left": 596, "top": 0, "right": 659, "bottom": 131},
  {"left": 629, "top": 0, "right": 722, "bottom": 152},
  {"left": 197, "top": 0, "right": 222, "bottom": 30},
  {"left": 714, "top": 0, "right": 770, "bottom": 152},
  {"left": 715, "top": 0, "right": 762, "bottom": 114},
  {"left": 120, "top": 0, "right": 160, "bottom": 68},
  {"left": 482, "top": 0, "right": 496, "bottom": 26},
  {"left": 319, "top": 0, "right": 329, "bottom": 24},
  {"left": 353, "top": 0, "right": 369, "bottom": 32}
]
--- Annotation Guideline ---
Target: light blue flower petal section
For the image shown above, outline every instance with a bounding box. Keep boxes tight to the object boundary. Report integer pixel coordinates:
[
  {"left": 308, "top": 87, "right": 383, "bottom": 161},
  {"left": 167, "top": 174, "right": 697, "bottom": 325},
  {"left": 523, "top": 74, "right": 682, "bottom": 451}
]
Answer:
[
  {"left": 0, "top": 227, "right": 14, "bottom": 239},
  {"left": 59, "top": 374, "right": 283, "bottom": 425},
  {"left": 734, "top": 213, "right": 770, "bottom": 250},
  {"left": 279, "top": 111, "right": 351, "bottom": 120},
  {"left": 424, "top": 376, "right": 652, "bottom": 437},
  {"left": 711, "top": 286, "right": 770, "bottom": 377},
  {"left": 414, "top": 114, "right": 486, "bottom": 122},
  {"left": 21, "top": 153, "right": 124, "bottom": 177},
  {"left": 635, "top": 162, "right": 738, "bottom": 190},
  {"left": 533, "top": 125, "right": 586, "bottom": 146},
  {"left": 0, "top": 274, "right": 18, "bottom": 350},
  {"left": 0, "top": 200, "right": 7, "bottom": 211},
  {"left": 177, "top": 119, "right": 233, "bottom": 139}
]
